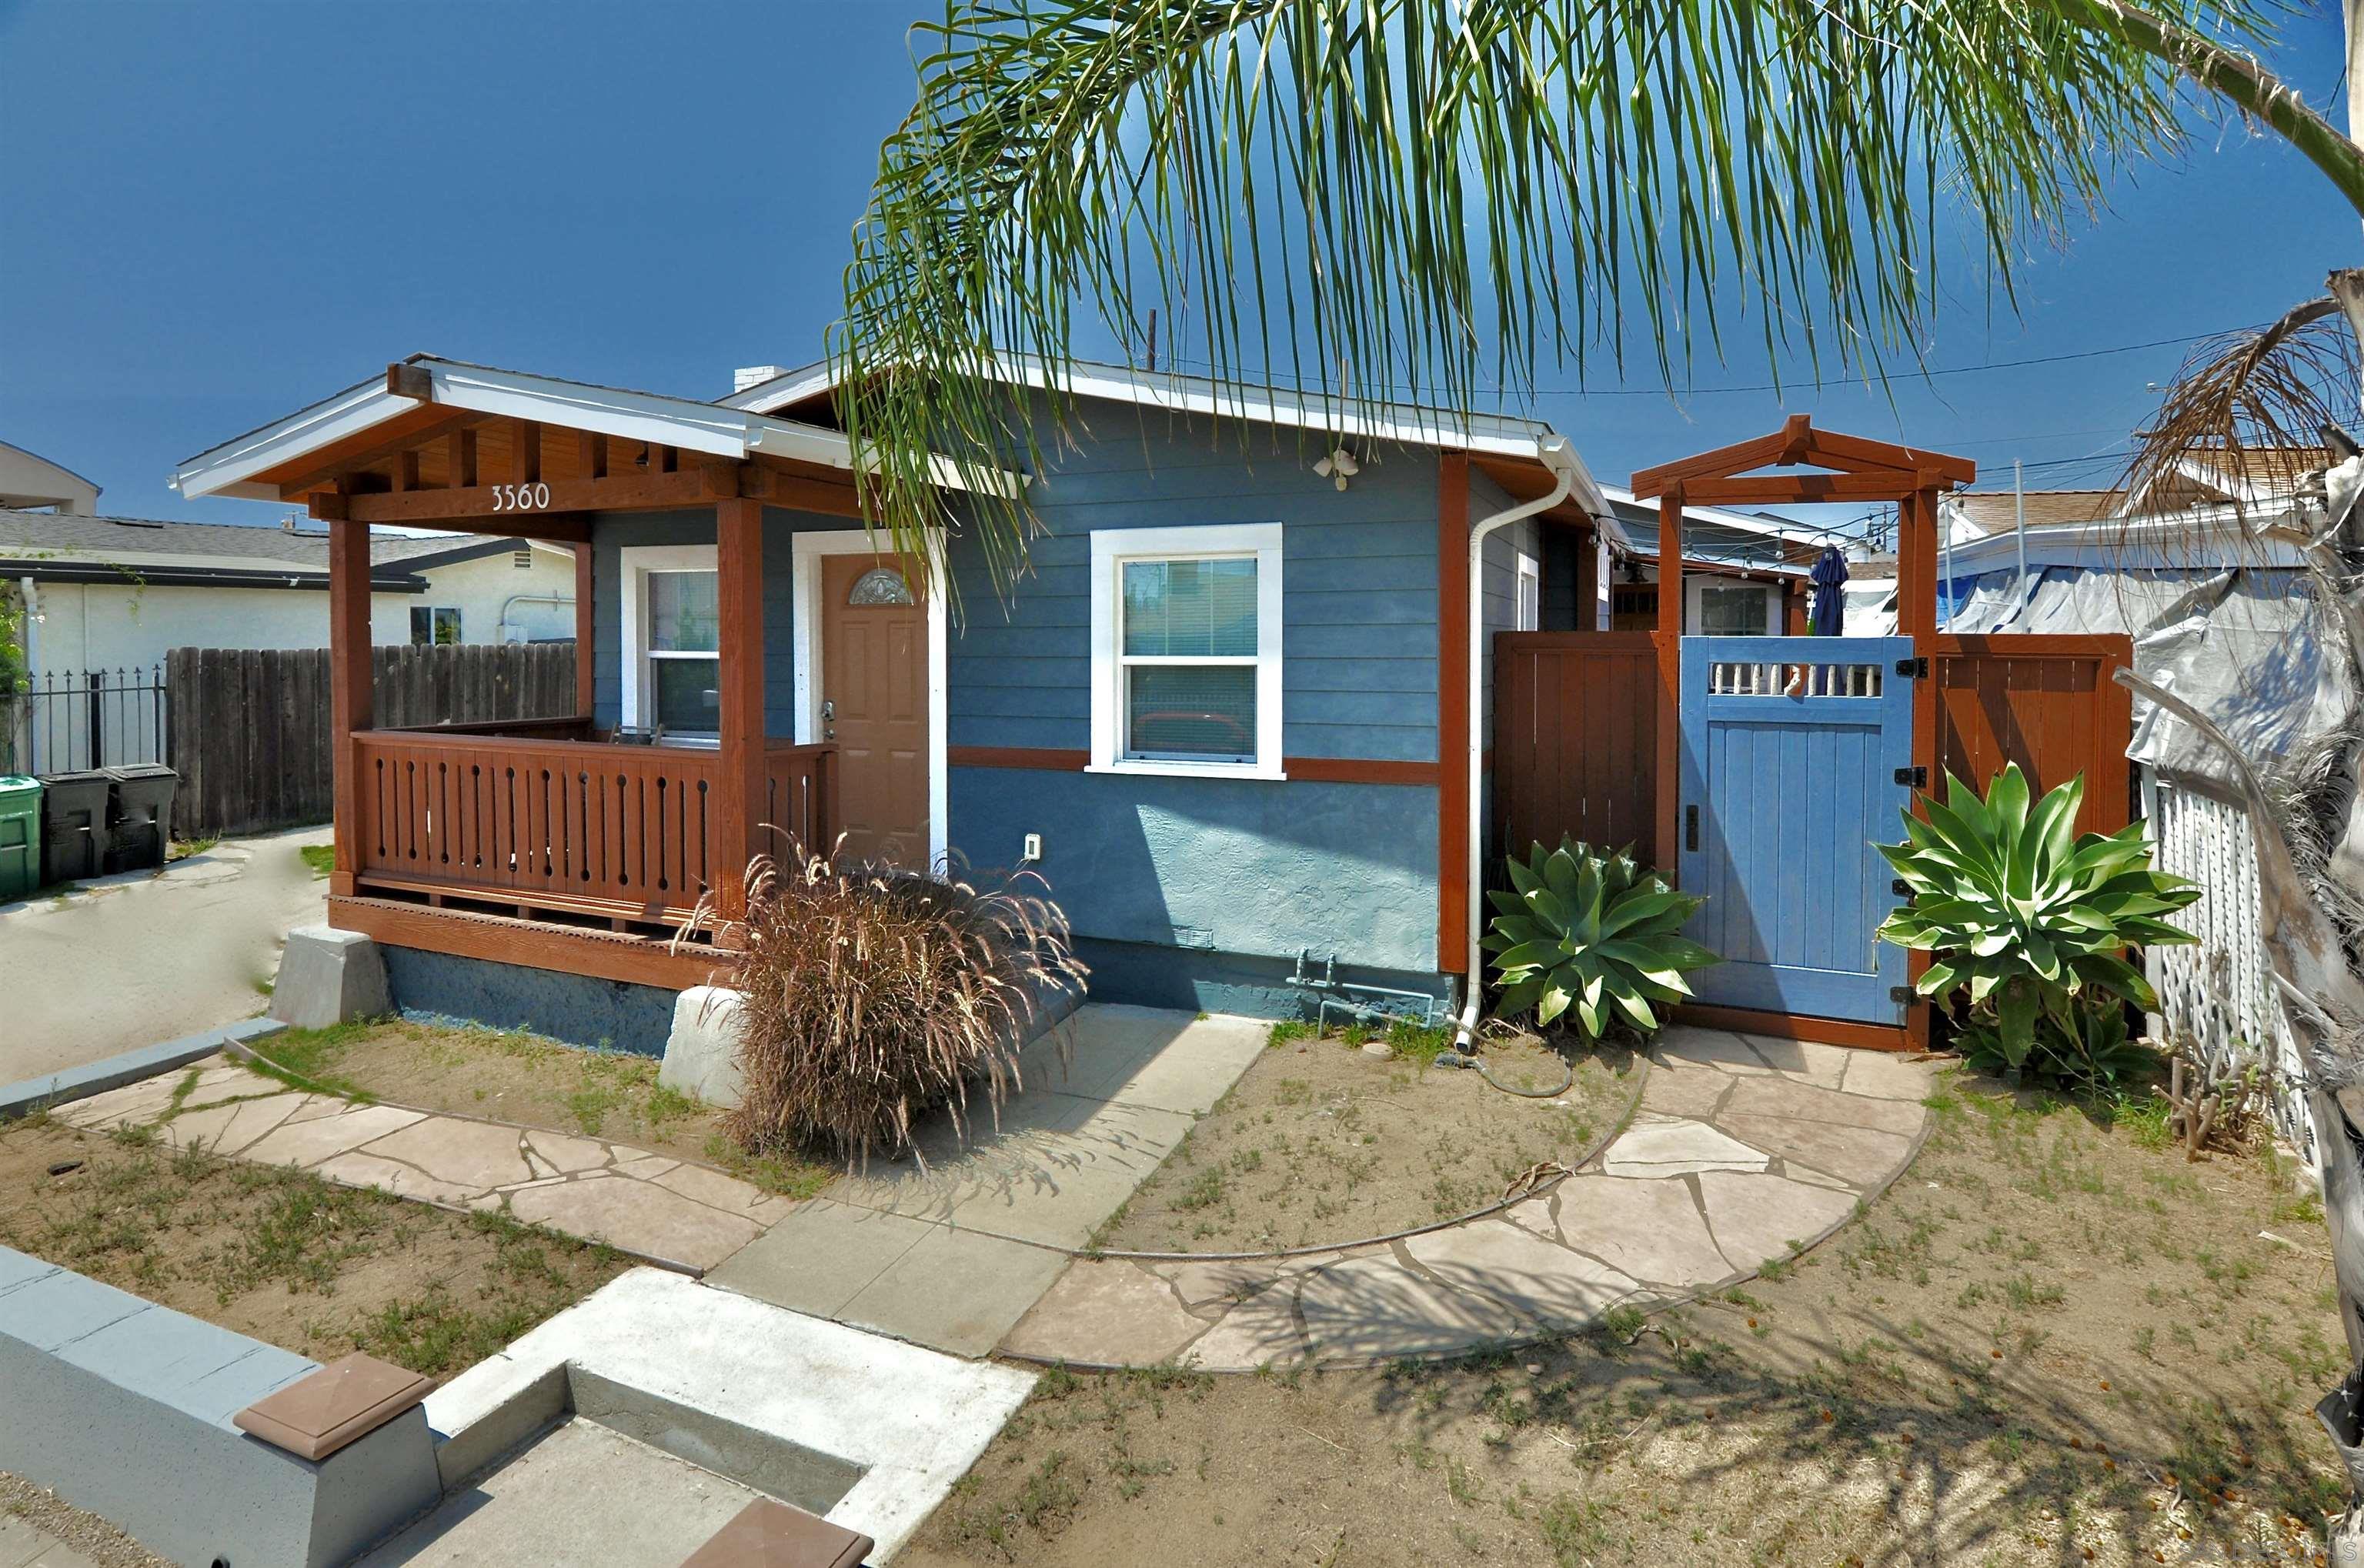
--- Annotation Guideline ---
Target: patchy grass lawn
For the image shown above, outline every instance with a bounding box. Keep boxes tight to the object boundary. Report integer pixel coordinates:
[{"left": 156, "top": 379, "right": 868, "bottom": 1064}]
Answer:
[
  {"left": 299, "top": 842, "right": 334, "bottom": 879},
  {"left": 1095, "top": 1023, "right": 1638, "bottom": 1254},
  {"left": 907, "top": 1067, "right": 2342, "bottom": 1567},
  {"left": 248, "top": 1018, "right": 833, "bottom": 1199},
  {"left": 0, "top": 1116, "right": 626, "bottom": 1380}
]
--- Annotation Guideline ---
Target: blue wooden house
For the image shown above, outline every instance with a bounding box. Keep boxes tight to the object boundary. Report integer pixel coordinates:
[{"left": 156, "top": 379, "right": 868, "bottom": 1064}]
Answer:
[{"left": 172, "top": 355, "right": 1614, "bottom": 1049}]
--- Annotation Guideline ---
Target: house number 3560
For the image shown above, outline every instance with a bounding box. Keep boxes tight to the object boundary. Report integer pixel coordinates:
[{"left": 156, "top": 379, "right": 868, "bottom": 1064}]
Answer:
[{"left": 490, "top": 482, "right": 551, "bottom": 512}]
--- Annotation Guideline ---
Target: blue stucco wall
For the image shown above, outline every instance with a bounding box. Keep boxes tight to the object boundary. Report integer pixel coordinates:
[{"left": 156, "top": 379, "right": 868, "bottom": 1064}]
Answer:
[
  {"left": 951, "top": 766, "right": 1437, "bottom": 976},
  {"left": 381, "top": 944, "right": 680, "bottom": 1056}
]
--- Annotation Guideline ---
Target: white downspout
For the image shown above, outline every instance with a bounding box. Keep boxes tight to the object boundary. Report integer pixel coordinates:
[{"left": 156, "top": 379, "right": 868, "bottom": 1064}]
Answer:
[{"left": 1457, "top": 435, "right": 1582, "bottom": 1046}]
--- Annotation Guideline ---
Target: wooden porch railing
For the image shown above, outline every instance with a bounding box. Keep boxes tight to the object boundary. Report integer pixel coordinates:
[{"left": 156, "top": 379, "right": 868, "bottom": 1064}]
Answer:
[{"left": 349, "top": 727, "right": 835, "bottom": 924}]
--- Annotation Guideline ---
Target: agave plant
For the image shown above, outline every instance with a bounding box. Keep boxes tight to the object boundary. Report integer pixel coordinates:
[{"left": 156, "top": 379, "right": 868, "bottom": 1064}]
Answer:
[
  {"left": 1877, "top": 764, "right": 2200, "bottom": 1083},
  {"left": 1484, "top": 838, "right": 1718, "bottom": 1040}
]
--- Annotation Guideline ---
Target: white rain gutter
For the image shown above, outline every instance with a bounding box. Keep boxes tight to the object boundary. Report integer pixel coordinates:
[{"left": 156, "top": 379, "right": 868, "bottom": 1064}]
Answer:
[{"left": 1457, "top": 435, "right": 1582, "bottom": 1046}]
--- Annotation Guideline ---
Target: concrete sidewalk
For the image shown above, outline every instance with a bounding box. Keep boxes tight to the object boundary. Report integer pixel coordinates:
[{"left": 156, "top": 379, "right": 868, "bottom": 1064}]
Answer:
[
  {"left": 0, "top": 825, "right": 330, "bottom": 1086},
  {"left": 706, "top": 1005, "right": 1269, "bottom": 1356}
]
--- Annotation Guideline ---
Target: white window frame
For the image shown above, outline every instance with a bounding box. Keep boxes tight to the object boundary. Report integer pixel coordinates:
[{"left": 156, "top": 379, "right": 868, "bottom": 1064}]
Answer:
[
  {"left": 1687, "top": 576, "right": 1783, "bottom": 637},
  {"left": 1088, "top": 522, "right": 1284, "bottom": 781},
  {"left": 618, "top": 542, "right": 720, "bottom": 745},
  {"left": 1514, "top": 550, "right": 1541, "bottom": 632},
  {"left": 791, "top": 528, "right": 949, "bottom": 869},
  {"left": 410, "top": 605, "right": 463, "bottom": 646}
]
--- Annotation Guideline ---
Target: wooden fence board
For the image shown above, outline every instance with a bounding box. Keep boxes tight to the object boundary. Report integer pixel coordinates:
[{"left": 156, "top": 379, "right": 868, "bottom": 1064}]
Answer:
[
  {"left": 1932, "top": 633, "right": 2134, "bottom": 836},
  {"left": 1492, "top": 632, "right": 1663, "bottom": 868},
  {"left": 168, "top": 642, "right": 576, "bottom": 838}
]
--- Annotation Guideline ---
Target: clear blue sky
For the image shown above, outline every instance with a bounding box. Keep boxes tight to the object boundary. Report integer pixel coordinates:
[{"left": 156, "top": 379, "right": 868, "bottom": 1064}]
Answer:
[{"left": 3, "top": 0, "right": 2359, "bottom": 531}]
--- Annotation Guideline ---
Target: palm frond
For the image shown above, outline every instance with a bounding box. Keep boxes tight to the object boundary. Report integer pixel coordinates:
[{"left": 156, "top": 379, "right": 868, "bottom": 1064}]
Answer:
[
  {"left": 836, "top": 0, "right": 2355, "bottom": 603},
  {"left": 2122, "top": 295, "right": 2356, "bottom": 513}
]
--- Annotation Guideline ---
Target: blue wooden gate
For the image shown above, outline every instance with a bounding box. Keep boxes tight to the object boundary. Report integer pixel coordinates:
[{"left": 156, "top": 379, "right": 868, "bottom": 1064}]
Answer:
[{"left": 1676, "top": 636, "right": 1916, "bottom": 1023}]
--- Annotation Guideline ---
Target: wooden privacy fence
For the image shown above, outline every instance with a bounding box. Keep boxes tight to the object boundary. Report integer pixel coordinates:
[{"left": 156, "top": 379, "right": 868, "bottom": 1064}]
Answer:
[
  {"left": 1492, "top": 632, "right": 1661, "bottom": 866},
  {"left": 1491, "top": 630, "right": 2136, "bottom": 875},
  {"left": 1932, "top": 634, "right": 2135, "bottom": 836},
  {"left": 169, "top": 642, "right": 578, "bottom": 838}
]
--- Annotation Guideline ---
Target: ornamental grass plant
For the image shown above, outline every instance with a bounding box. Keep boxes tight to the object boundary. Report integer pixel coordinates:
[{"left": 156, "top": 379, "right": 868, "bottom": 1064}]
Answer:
[{"left": 685, "top": 839, "right": 1087, "bottom": 1167}]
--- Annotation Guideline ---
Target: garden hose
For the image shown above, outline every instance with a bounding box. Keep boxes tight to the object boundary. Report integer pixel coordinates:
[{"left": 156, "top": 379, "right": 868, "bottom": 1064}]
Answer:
[{"left": 1434, "top": 1047, "right": 1574, "bottom": 1099}]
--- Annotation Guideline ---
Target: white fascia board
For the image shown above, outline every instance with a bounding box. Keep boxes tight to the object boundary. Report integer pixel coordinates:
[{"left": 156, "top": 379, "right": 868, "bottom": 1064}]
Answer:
[
  {"left": 172, "top": 379, "right": 412, "bottom": 500},
  {"left": 724, "top": 361, "right": 835, "bottom": 412},
  {"left": 422, "top": 362, "right": 755, "bottom": 459}
]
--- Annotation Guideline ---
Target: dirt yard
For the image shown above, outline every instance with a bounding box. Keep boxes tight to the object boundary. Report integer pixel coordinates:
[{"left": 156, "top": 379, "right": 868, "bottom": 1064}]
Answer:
[
  {"left": 908, "top": 1068, "right": 2346, "bottom": 1567},
  {"left": 249, "top": 1018, "right": 835, "bottom": 1199},
  {"left": 0, "top": 1116, "right": 627, "bottom": 1379},
  {"left": 1096, "top": 1024, "right": 1638, "bottom": 1255}
]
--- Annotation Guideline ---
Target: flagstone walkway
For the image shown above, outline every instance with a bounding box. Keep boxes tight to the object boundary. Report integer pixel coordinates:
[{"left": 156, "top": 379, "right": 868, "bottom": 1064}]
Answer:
[
  {"left": 54, "top": 1060, "right": 792, "bottom": 1272},
  {"left": 997, "top": 1029, "right": 1934, "bottom": 1369}
]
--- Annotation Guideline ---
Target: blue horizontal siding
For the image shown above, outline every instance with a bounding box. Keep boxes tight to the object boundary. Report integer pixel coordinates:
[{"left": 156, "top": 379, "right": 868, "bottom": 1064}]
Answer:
[{"left": 945, "top": 396, "right": 1441, "bottom": 764}]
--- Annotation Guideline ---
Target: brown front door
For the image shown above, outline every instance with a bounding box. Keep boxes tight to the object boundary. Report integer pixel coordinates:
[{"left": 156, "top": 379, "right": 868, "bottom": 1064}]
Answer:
[{"left": 820, "top": 552, "right": 930, "bottom": 869}]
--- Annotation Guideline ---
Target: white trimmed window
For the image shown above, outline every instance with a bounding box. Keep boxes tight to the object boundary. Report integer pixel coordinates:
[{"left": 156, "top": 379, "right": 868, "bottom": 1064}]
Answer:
[
  {"left": 1695, "top": 580, "right": 1777, "bottom": 637},
  {"left": 619, "top": 543, "right": 721, "bottom": 740},
  {"left": 1514, "top": 550, "right": 1541, "bottom": 632},
  {"left": 1089, "top": 522, "right": 1284, "bottom": 779}
]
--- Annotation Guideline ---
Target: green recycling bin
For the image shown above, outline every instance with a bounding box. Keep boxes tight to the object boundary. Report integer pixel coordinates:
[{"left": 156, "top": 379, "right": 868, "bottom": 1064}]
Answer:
[{"left": 0, "top": 776, "right": 38, "bottom": 901}]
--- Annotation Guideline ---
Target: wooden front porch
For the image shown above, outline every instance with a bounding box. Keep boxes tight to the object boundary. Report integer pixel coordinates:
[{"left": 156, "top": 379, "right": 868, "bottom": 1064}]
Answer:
[
  {"left": 345, "top": 719, "right": 835, "bottom": 931},
  {"left": 263, "top": 359, "right": 911, "bottom": 987}
]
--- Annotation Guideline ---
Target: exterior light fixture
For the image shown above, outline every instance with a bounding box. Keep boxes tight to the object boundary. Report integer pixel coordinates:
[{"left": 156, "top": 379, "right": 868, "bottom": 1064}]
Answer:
[{"left": 1313, "top": 447, "right": 1360, "bottom": 491}]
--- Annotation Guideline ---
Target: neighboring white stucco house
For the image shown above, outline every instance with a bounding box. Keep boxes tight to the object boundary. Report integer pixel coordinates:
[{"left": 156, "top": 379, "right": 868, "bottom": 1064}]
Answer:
[{"left": 0, "top": 510, "right": 578, "bottom": 675}]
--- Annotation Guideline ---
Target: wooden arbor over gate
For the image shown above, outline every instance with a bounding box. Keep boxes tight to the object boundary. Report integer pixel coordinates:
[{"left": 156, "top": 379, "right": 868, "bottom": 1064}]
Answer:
[{"left": 1630, "top": 415, "right": 1975, "bottom": 1050}]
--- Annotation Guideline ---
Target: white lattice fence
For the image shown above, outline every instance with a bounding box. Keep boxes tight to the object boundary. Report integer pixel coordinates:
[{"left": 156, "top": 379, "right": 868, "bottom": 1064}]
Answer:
[{"left": 2143, "top": 772, "right": 2317, "bottom": 1166}]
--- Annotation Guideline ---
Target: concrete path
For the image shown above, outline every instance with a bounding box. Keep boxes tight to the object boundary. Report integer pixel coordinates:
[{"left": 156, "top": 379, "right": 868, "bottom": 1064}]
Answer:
[
  {"left": 0, "top": 824, "right": 329, "bottom": 1085},
  {"left": 706, "top": 1005, "right": 1269, "bottom": 1356},
  {"left": 0, "top": 1515, "right": 102, "bottom": 1568},
  {"left": 999, "top": 1027, "right": 1933, "bottom": 1369},
  {"left": 56, "top": 1059, "right": 793, "bottom": 1272}
]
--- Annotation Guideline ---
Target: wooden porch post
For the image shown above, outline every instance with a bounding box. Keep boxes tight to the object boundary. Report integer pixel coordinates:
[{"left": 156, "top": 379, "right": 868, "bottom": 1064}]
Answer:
[
  {"left": 714, "top": 497, "right": 766, "bottom": 922},
  {"left": 1653, "top": 490, "right": 1683, "bottom": 877},
  {"left": 1896, "top": 486, "right": 1940, "bottom": 1051},
  {"left": 572, "top": 542, "right": 595, "bottom": 722},
  {"left": 1437, "top": 451, "right": 1471, "bottom": 978},
  {"left": 327, "top": 515, "right": 372, "bottom": 899}
]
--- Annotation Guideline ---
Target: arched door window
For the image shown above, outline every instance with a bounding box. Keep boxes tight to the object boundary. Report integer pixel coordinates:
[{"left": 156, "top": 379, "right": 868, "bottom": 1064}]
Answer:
[{"left": 846, "top": 566, "right": 917, "bottom": 606}]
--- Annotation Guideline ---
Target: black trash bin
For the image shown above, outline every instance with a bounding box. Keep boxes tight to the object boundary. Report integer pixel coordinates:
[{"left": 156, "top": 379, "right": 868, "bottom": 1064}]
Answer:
[
  {"left": 103, "top": 764, "right": 179, "bottom": 873},
  {"left": 37, "top": 769, "right": 112, "bottom": 884}
]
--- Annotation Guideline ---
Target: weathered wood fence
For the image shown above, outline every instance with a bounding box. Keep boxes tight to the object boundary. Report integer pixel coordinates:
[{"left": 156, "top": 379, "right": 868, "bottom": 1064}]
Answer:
[{"left": 168, "top": 642, "right": 577, "bottom": 837}]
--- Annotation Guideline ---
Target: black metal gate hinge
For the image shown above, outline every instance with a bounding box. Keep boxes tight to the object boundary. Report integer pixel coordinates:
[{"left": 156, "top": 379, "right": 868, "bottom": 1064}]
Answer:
[
  {"left": 1895, "top": 656, "right": 1929, "bottom": 679},
  {"left": 1894, "top": 765, "right": 1928, "bottom": 789}
]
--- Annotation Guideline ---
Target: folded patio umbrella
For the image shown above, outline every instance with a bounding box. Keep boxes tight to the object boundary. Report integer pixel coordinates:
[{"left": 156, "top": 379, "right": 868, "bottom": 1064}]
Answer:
[{"left": 1808, "top": 544, "right": 1850, "bottom": 635}]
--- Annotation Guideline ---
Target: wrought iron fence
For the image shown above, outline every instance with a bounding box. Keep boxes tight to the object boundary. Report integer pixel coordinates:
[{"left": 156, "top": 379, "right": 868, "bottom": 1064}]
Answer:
[{"left": 0, "top": 665, "right": 167, "bottom": 774}]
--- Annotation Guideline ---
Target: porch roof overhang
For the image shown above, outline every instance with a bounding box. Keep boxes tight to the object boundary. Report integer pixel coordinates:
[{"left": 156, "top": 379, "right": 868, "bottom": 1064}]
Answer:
[
  {"left": 726, "top": 353, "right": 1611, "bottom": 522},
  {"left": 169, "top": 355, "right": 1017, "bottom": 505}
]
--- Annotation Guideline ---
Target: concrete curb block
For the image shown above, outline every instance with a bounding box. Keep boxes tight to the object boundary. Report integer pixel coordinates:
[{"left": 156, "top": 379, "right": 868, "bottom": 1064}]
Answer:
[
  {"left": 0, "top": 1245, "right": 441, "bottom": 1568},
  {"left": 0, "top": 1017, "right": 288, "bottom": 1121}
]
